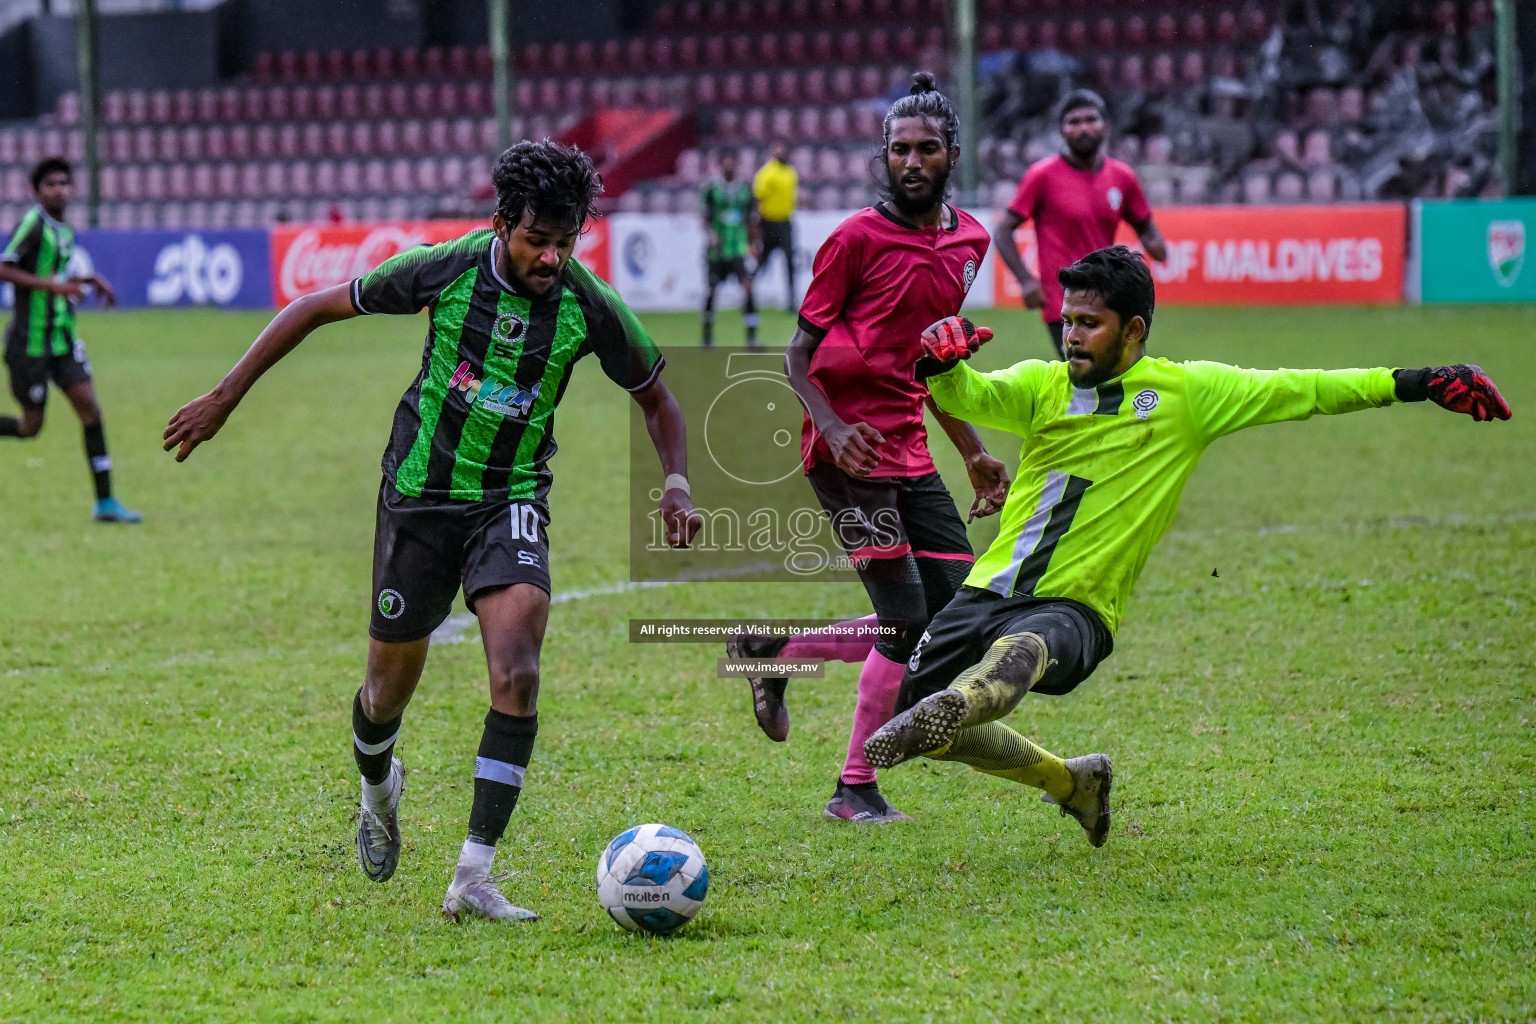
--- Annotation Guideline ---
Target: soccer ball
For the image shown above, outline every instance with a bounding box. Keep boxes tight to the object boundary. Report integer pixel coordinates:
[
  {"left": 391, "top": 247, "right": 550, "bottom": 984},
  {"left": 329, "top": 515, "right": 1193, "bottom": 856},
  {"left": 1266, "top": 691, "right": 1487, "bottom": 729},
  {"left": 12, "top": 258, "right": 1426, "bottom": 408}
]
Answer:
[{"left": 595, "top": 823, "right": 709, "bottom": 934}]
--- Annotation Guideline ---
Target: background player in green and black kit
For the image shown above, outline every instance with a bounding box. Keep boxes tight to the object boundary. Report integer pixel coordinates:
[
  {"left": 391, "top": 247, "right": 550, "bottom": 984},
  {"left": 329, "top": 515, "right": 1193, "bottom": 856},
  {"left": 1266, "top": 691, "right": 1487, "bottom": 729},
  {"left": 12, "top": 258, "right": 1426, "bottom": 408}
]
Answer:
[
  {"left": 700, "top": 147, "right": 759, "bottom": 349},
  {"left": 164, "top": 141, "right": 701, "bottom": 922},
  {"left": 864, "top": 246, "right": 1512, "bottom": 848},
  {"left": 0, "top": 157, "right": 139, "bottom": 523}
]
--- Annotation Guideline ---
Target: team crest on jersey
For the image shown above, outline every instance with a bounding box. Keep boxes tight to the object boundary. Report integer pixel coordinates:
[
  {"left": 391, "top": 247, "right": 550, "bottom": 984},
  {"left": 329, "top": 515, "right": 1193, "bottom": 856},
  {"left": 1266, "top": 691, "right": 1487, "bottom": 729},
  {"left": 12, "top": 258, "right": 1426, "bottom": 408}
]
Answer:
[
  {"left": 962, "top": 259, "right": 977, "bottom": 292},
  {"left": 1132, "top": 389, "right": 1159, "bottom": 419},
  {"left": 1107, "top": 186, "right": 1124, "bottom": 211},
  {"left": 494, "top": 311, "right": 528, "bottom": 344},
  {"left": 377, "top": 589, "right": 405, "bottom": 619}
]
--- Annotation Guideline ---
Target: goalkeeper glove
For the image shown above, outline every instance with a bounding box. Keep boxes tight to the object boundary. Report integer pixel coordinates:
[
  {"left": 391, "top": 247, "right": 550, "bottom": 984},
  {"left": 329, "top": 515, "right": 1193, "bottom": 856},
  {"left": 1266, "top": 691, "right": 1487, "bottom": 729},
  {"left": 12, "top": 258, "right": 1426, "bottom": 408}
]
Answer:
[
  {"left": 1393, "top": 365, "right": 1512, "bottom": 422},
  {"left": 920, "top": 316, "right": 992, "bottom": 362}
]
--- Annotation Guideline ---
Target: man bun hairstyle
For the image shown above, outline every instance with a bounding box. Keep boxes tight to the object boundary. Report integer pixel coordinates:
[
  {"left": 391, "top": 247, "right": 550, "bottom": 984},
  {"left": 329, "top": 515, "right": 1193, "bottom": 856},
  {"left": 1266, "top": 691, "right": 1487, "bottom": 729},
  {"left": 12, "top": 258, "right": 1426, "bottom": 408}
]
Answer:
[
  {"left": 31, "top": 156, "right": 72, "bottom": 192},
  {"left": 1058, "top": 245, "right": 1156, "bottom": 340},
  {"left": 1057, "top": 88, "right": 1108, "bottom": 124},
  {"left": 881, "top": 71, "right": 960, "bottom": 154},
  {"left": 491, "top": 139, "right": 602, "bottom": 234}
]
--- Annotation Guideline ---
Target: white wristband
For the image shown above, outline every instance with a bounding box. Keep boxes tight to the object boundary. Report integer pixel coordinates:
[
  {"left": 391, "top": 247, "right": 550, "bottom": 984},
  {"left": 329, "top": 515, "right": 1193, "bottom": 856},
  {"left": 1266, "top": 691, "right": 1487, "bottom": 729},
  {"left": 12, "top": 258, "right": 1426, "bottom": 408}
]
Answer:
[{"left": 664, "top": 473, "right": 691, "bottom": 496}]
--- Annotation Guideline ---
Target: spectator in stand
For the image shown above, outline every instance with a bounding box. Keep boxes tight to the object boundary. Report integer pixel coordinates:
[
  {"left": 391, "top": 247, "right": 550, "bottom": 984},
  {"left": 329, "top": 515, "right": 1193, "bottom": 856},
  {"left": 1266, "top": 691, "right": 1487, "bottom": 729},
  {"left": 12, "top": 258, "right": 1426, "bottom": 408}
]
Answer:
[
  {"left": 752, "top": 141, "right": 799, "bottom": 312},
  {"left": 992, "top": 90, "right": 1168, "bottom": 359}
]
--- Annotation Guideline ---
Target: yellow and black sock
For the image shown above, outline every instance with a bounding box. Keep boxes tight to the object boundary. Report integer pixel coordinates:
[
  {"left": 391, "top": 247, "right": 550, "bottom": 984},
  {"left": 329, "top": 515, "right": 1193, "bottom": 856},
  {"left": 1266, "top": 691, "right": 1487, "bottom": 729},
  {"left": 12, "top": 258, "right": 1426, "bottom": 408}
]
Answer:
[
  {"left": 950, "top": 632, "right": 1049, "bottom": 728},
  {"left": 932, "top": 721, "right": 1073, "bottom": 803}
]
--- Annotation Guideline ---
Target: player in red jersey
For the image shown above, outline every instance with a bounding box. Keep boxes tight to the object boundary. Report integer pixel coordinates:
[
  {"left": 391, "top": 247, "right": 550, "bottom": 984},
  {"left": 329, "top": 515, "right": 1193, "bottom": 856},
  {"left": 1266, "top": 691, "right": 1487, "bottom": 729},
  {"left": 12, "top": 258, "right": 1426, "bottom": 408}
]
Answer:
[
  {"left": 728, "top": 73, "right": 1012, "bottom": 823},
  {"left": 993, "top": 90, "right": 1168, "bottom": 358}
]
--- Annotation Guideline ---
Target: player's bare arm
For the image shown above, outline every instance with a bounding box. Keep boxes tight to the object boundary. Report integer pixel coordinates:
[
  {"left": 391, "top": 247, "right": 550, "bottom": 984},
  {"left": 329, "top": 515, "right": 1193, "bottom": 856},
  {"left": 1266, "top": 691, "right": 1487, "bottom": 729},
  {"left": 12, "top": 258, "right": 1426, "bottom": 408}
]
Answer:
[
  {"left": 784, "top": 326, "right": 882, "bottom": 476},
  {"left": 991, "top": 208, "right": 1044, "bottom": 309},
  {"left": 74, "top": 270, "right": 117, "bottom": 307},
  {"left": 162, "top": 283, "right": 357, "bottom": 461},
  {"left": 631, "top": 376, "right": 701, "bottom": 548},
  {"left": 1128, "top": 214, "right": 1168, "bottom": 264},
  {"left": 0, "top": 262, "right": 85, "bottom": 302}
]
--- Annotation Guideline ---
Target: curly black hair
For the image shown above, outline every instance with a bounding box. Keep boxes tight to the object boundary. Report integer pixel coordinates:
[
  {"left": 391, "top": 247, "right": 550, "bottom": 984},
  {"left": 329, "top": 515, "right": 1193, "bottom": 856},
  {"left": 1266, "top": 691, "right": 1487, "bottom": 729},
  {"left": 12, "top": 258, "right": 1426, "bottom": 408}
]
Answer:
[
  {"left": 31, "top": 156, "right": 71, "bottom": 192},
  {"left": 1058, "top": 245, "right": 1156, "bottom": 340},
  {"left": 491, "top": 139, "right": 602, "bottom": 233}
]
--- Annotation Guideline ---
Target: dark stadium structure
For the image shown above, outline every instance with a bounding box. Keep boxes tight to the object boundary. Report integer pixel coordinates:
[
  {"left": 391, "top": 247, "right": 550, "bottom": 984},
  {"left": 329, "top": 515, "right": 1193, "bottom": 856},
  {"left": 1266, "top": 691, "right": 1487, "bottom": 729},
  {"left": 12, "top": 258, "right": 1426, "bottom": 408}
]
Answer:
[{"left": 0, "top": 0, "right": 1511, "bottom": 231}]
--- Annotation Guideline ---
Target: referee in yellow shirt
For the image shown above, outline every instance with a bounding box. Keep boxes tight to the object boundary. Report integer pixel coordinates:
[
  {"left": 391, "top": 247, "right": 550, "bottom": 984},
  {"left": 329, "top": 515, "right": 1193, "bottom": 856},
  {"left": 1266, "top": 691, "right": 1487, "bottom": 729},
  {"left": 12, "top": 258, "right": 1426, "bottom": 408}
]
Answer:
[{"left": 752, "top": 142, "right": 798, "bottom": 311}]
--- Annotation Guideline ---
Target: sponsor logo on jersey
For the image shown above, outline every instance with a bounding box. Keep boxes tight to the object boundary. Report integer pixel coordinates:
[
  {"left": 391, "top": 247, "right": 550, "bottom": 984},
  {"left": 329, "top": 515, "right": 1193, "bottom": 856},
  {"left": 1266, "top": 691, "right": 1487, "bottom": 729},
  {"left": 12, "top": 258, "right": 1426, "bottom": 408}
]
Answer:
[
  {"left": 1107, "top": 186, "right": 1124, "bottom": 212},
  {"left": 378, "top": 589, "right": 405, "bottom": 619},
  {"left": 448, "top": 360, "right": 540, "bottom": 419},
  {"left": 962, "top": 258, "right": 977, "bottom": 292},
  {"left": 1488, "top": 220, "right": 1524, "bottom": 287},
  {"left": 1132, "top": 388, "right": 1160, "bottom": 419}
]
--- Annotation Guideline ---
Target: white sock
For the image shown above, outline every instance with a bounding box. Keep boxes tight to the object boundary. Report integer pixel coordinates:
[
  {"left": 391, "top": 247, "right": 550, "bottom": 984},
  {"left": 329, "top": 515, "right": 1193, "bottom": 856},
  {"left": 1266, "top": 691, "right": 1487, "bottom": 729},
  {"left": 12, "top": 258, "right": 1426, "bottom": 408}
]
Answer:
[
  {"left": 360, "top": 770, "right": 398, "bottom": 814},
  {"left": 454, "top": 839, "right": 495, "bottom": 883}
]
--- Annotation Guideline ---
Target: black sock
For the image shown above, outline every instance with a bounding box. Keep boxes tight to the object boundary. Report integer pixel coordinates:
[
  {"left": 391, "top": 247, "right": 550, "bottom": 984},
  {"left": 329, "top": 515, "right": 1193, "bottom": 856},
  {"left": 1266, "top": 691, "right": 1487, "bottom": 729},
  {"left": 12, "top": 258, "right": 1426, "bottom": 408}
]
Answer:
[
  {"left": 82, "top": 422, "right": 111, "bottom": 500},
  {"left": 467, "top": 709, "right": 538, "bottom": 846},
  {"left": 743, "top": 293, "right": 760, "bottom": 347},
  {"left": 352, "top": 689, "right": 402, "bottom": 785},
  {"left": 0, "top": 416, "right": 19, "bottom": 437},
  {"left": 701, "top": 304, "right": 715, "bottom": 347}
]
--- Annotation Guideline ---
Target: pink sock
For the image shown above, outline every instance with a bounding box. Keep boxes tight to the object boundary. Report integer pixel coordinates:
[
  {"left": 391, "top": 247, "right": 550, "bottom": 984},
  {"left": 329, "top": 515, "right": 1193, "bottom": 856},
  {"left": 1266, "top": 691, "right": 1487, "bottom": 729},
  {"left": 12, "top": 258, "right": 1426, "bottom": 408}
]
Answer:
[
  {"left": 839, "top": 650, "right": 906, "bottom": 785},
  {"left": 780, "top": 614, "right": 878, "bottom": 663}
]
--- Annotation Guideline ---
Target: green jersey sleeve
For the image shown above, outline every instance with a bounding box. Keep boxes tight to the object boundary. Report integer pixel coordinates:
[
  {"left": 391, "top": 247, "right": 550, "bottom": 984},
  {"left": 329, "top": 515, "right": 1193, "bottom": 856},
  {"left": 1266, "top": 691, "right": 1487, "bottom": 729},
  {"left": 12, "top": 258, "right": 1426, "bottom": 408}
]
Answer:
[
  {"left": 2, "top": 209, "right": 43, "bottom": 270},
  {"left": 351, "top": 229, "right": 491, "bottom": 315},
  {"left": 1184, "top": 361, "right": 1399, "bottom": 443},
  {"left": 926, "top": 358, "right": 1053, "bottom": 436},
  {"left": 568, "top": 257, "right": 665, "bottom": 392}
]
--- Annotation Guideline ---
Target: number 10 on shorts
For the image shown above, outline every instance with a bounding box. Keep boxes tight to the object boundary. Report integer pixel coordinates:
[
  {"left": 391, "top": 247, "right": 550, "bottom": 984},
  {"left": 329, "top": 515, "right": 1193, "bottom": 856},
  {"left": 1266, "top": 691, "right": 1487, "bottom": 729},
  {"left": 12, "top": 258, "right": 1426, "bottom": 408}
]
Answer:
[{"left": 509, "top": 503, "right": 543, "bottom": 543}]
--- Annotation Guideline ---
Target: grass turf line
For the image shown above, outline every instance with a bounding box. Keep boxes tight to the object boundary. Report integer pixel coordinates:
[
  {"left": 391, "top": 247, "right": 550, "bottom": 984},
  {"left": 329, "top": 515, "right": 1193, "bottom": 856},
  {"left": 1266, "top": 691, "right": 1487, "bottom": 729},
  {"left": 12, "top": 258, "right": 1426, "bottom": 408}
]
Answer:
[{"left": 0, "top": 304, "right": 1532, "bottom": 1023}]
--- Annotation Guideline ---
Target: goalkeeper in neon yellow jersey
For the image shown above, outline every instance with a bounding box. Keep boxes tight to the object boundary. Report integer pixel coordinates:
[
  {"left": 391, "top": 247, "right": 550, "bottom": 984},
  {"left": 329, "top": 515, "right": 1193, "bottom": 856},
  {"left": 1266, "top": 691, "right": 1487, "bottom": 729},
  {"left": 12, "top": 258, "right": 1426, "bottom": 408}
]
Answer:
[{"left": 863, "top": 245, "right": 1513, "bottom": 847}]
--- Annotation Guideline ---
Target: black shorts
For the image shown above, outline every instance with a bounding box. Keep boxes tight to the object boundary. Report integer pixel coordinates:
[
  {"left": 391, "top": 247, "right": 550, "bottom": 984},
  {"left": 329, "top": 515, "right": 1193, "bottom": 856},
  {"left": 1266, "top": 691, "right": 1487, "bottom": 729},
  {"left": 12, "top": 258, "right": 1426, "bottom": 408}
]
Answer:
[
  {"left": 370, "top": 477, "right": 552, "bottom": 643},
  {"left": 806, "top": 465, "right": 972, "bottom": 563},
  {"left": 707, "top": 256, "right": 751, "bottom": 287},
  {"left": 898, "top": 586, "right": 1113, "bottom": 712},
  {"left": 5, "top": 338, "right": 92, "bottom": 410},
  {"left": 758, "top": 220, "right": 792, "bottom": 261}
]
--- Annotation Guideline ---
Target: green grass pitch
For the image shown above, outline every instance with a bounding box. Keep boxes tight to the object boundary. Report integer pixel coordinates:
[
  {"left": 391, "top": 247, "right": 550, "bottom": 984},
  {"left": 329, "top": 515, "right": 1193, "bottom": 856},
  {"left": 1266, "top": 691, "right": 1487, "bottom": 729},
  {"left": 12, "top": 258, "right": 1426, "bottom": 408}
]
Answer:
[{"left": 1, "top": 302, "right": 1532, "bottom": 1022}]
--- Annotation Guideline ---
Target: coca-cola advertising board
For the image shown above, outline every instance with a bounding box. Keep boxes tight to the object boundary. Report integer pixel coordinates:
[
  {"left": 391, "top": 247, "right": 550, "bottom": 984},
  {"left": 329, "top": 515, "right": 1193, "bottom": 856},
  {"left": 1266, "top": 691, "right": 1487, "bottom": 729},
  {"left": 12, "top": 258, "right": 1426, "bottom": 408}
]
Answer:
[{"left": 270, "top": 219, "right": 611, "bottom": 306}]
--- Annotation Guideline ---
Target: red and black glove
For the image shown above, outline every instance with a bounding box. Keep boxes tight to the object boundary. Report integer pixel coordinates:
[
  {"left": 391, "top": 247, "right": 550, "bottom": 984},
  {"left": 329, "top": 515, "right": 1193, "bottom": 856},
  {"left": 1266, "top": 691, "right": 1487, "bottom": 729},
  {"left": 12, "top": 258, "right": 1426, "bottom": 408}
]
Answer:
[
  {"left": 1394, "top": 365, "right": 1512, "bottom": 422},
  {"left": 916, "top": 316, "right": 993, "bottom": 380}
]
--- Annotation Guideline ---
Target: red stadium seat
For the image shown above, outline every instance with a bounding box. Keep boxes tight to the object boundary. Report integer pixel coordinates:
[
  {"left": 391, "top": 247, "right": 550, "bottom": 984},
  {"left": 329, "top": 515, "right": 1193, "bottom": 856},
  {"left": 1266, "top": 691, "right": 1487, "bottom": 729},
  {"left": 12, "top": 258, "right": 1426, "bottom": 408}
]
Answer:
[
  {"left": 127, "top": 90, "right": 149, "bottom": 123},
  {"left": 1151, "top": 52, "right": 1175, "bottom": 88},
  {"left": 741, "top": 108, "right": 766, "bottom": 139},
  {"left": 1094, "top": 16, "right": 1117, "bottom": 49},
  {"left": 732, "top": 0, "right": 757, "bottom": 27},
  {"left": 326, "top": 122, "right": 348, "bottom": 156},
  {"left": 389, "top": 158, "right": 412, "bottom": 195},
  {"left": 866, "top": 27, "right": 889, "bottom": 61},
  {"left": 744, "top": 71, "right": 768, "bottom": 105},
  {"left": 374, "top": 48, "right": 395, "bottom": 78},
  {"left": 826, "top": 67, "right": 849, "bottom": 102},
  {"left": 302, "top": 51, "right": 323, "bottom": 81},
  {"left": 1244, "top": 9, "right": 1267, "bottom": 41},
  {"left": 103, "top": 91, "right": 125, "bottom": 124},
  {"left": 893, "top": 27, "right": 916, "bottom": 58},
  {"left": 325, "top": 49, "right": 346, "bottom": 79},
  {"left": 824, "top": 105, "right": 851, "bottom": 140},
  {"left": 515, "top": 80, "right": 534, "bottom": 109},
  {"left": 574, "top": 41, "right": 595, "bottom": 73},
  {"left": 350, "top": 122, "right": 373, "bottom": 156},
  {"left": 364, "top": 159, "right": 388, "bottom": 195},
  {"left": 289, "top": 161, "right": 312, "bottom": 197},
  {"left": 291, "top": 86, "right": 312, "bottom": 120},
  {"left": 980, "top": 23, "right": 1003, "bottom": 52},
  {"left": 477, "top": 119, "right": 497, "bottom": 151},
  {"left": 415, "top": 157, "right": 440, "bottom": 194},
  {"left": 376, "top": 120, "right": 398, "bottom": 155},
  {"left": 441, "top": 156, "right": 465, "bottom": 192},
  {"left": 400, "top": 47, "right": 421, "bottom": 77},
  {"left": 182, "top": 125, "right": 205, "bottom": 161},
  {"left": 1119, "top": 54, "right": 1143, "bottom": 89},
  {"left": 155, "top": 126, "right": 177, "bottom": 161},
  {"left": 1094, "top": 55, "right": 1116, "bottom": 89},
  {"left": 1214, "top": 10, "right": 1236, "bottom": 42},
  {"left": 601, "top": 39, "right": 623, "bottom": 71},
  {"left": 149, "top": 90, "right": 170, "bottom": 122},
  {"left": 134, "top": 127, "right": 155, "bottom": 161},
  {"left": 278, "top": 51, "right": 298, "bottom": 81},
  {"left": 1123, "top": 16, "right": 1147, "bottom": 48},
  {"left": 538, "top": 80, "right": 560, "bottom": 109},
  {"left": 255, "top": 123, "right": 277, "bottom": 158},
  {"left": 214, "top": 164, "right": 236, "bottom": 198},
  {"left": 437, "top": 83, "right": 459, "bottom": 117},
  {"left": 314, "top": 86, "right": 336, "bottom": 119},
  {"left": 1179, "top": 51, "right": 1205, "bottom": 86},
  {"left": 546, "top": 42, "right": 569, "bottom": 74},
  {"left": 100, "top": 166, "right": 121, "bottom": 201},
  {"left": 715, "top": 108, "right": 741, "bottom": 139},
  {"left": 1035, "top": 21, "right": 1058, "bottom": 50},
  {"left": 169, "top": 164, "right": 190, "bottom": 199},
  {"left": 313, "top": 161, "right": 336, "bottom": 194},
  {"left": 730, "top": 34, "right": 753, "bottom": 64},
  {"left": 253, "top": 53, "right": 275, "bottom": 82},
  {"left": 401, "top": 120, "right": 424, "bottom": 154},
  {"left": 775, "top": 70, "right": 801, "bottom": 104},
  {"left": 757, "top": 33, "right": 779, "bottom": 65},
  {"left": 857, "top": 66, "right": 883, "bottom": 98},
  {"left": 722, "top": 73, "right": 746, "bottom": 105},
  {"left": 1154, "top": 13, "right": 1177, "bottom": 45},
  {"left": 868, "top": 0, "right": 891, "bottom": 18},
  {"left": 788, "top": 0, "right": 811, "bottom": 23},
  {"left": 267, "top": 86, "right": 289, "bottom": 121},
  {"left": 240, "top": 163, "right": 261, "bottom": 197},
  {"left": 205, "top": 126, "right": 226, "bottom": 160},
  {"left": 387, "top": 84, "right": 410, "bottom": 118},
  {"left": 706, "top": 36, "right": 728, "bottom": 67},
  {"left": 452, "top": 118, "right": 476, "bottom": 151},
  {"left": 695, "top": 74, "right": 719, "bottom": 105},
  {"left": 838, "top": 30, "right": 862, "bottom": 63},
  {"left": 640, "top": 77, "right": 665, "bottom": 106},
  {"left": 655, "top": 3, "right": 677, "bottom": 30},
  {"left": 301, "top": 122, "right": 323, "bottom": 157},
  {"left": 562, "top": 78, "right": 583, "bottom": 107},
  {"left": 447, "top": 46, "right": 468, "bottom": 77},
  {"left": 229, "top": 125, "right": 252, "bottom": 159},
  {"left": 339, "top": 161, "right": 362, "bottom": 195},
  {"left": 239, "top": 87, "right": 262, "bottom": 121},
  {"left": 680, "top": 1, "right": 703, "bottom": 26},
  {"left": 770, "top": 107, "right": 793, "bottom": 138},
  {"left": 462, "top": 82, "right": 486, "bottom": 115},
  {"left": 1064, "top": 20, "right": 1088, "bottom": 50},
  {"left": 811, "top": 31, "right": 833, "bottom": 63},
  {"left": 708, "top": 0, "right": 730, "bottom": 26},
  {"left": 625, "top": 38, "right": 647, "bottom": 70},
  {"left": 428, "top": 119, "right": 450, "bottom": 152},
  {"left": 522, "top": 43, "right": 545, "bottom": 75},
  {"left": 473, "top": 45, "right": 492, "bottom": 76},
  {"left": 349, "top": 49, "right": 371, "bottom": 79},
  {"left": 784, "top": 31, "right": 806, "bottom": 64},
  {"left": 263, "top": 162, "right": 287, "bottom": 197},
  {"left": 196, "top": 89, "right": 217, "bottom": 121},
  {"left": 1184, "top": 12, "right": 1208, "bottom": 45},
  {"left": 413, "top": 82, "right": 436, "bottom": 117}
]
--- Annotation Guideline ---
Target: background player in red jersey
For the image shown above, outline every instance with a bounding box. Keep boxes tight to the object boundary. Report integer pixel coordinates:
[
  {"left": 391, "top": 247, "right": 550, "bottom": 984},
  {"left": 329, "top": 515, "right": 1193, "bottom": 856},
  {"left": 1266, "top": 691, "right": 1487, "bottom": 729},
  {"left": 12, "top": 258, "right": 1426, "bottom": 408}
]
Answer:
[
  {"left": 729, "top": 73, "right": 1011, "bottom": 823},
  {"left": 993, "top": 90, "right": 1169, "bottom": 359}
]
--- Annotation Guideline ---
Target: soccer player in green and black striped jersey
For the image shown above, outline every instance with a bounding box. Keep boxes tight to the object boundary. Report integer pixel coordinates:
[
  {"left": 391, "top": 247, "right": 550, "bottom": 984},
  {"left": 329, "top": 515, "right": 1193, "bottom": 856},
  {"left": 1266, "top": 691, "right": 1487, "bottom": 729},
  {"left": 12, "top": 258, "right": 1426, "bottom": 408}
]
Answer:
[
  {"left": 700, "top": 147, "right": 760, "bottom": 349},
  {"left": 0, "top": 157, "right": 139, "bottom": 522},
  {"left": 164, "top": 141, "right": 701, "bottom": 922},
  {"left": 863, "top": 246, "right": 1511, "bottom": 847}
]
